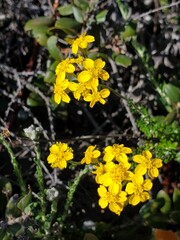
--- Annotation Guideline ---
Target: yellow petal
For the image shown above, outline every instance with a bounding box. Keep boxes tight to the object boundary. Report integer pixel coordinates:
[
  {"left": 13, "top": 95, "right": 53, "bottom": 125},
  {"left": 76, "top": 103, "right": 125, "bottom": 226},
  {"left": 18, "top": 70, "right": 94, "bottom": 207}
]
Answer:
[
  {"left": 143, "top": 179, "right": 153, "bottom": 191},
  {"left": 56, "top": 71, "right": 66, "bottom": 83},
  {"left": 133, "top": 155, "right": 145, "bottom": 163},
  {"left": 78, "top": 71, "right": 91, "bottom": 82},
  {"left": 62, "top": 92, "right": 71, "bottom": 103},
  {"left": 109, "top": 202, "right": 123, "bottom": 215},
  {"left": 68, "top": 82, "right": 78, "bottom": 91},
  {"left": 83, "top": 58, "right": 94, "bottom": 69},
  {"left": 148, "top": 167, "right": 159, "bottom": 178},
  {"left": 125, "top": 182, "right": 134, "bottom": 194},
  {"left": 153, "top": 158, "right": 163, "bottom": 168},
  {"left": 99, "top": 198, "right": 108, "bottom": 209},
  {"left": 92, "top": 150, "right": 101, "bottom": 158},
  {"left": 54, "top": 94, "right": 61, "bottom": 104},
  {"left": 135, "top": 164, "right": 147, "bottom": 175},
  {"left": 130, "top": 195, "right": 140, "bottom": 206},
  {"left": 140, "top": 192, "right": 150, "bottom": 202},
  {"left": 84, "top": 35, "right": 95, "bottom": 43},
  {"left": 143, "top": 150, "right": 152, "bottom": 159},
  {"left": 99, "top": 69, "right": 110, "bottom": 81},
  {"left": 95, "top": 58, "right": 105, "bottom": 69},
  {"left": 98, "top": 185, "right": 107, "bottom": 197},
  {"left": 100, "top": 89, "right": 110, "bottom": 98},
  {"left": 50, "top": 144, "right": 59, "bottom": 154},
  {"left": 66, "top": 64, "right": 75, "bottom": 73},
  {"left": 72, "top": 43, "right": 78, "bottom": 54}
]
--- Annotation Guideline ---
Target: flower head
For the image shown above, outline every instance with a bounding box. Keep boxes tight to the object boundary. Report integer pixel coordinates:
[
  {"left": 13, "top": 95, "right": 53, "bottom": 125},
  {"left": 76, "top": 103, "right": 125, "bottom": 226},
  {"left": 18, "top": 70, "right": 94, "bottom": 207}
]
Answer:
[
  {"left": 71, "top": 32, "right": 95, "bottom": 54},
  {"left": 55, "top": 58, "right": 75, "bottom": 83},
  {"left": 98, "top": 185, "right": 127, "bottom": 215},
  {"left": 125, "top": 173, "right": 153, "bottom": 206},
  {"left": 54, "top": 79, "right": 71, "bottom": 104},
  {"left": 103, "top": 144, "right": 132, "bottom": 163},
  {"left": 100, "top": 161, "right": 133, "bottom": 194},
  {"left": 83, "top": 89, "right": 110, "bottom": 108},
  {"left": 77, "top": 58, "right": 109, "bottom": 84},
  {"left": 47, "top": 142, "right": 73, "bottom": 169},
  {"left": 81, "top": 145, "right": 101, "bottom": 164},
  {"left": 133, "top": 150, "right": 163, "bottom": 178}
]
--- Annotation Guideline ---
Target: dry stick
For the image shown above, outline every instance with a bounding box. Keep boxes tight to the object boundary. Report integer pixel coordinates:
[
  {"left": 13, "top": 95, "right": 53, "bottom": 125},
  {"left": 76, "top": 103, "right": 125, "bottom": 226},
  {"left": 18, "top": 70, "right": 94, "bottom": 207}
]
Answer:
[
  {"left": 108, "top": 58, "right": 140, "bottom": 136},
  {"left": 132, "top": 1, "right": 180, "bottom": 20},
  {"left": 23, "top": 80, "right": 56, "bottom": 141}
]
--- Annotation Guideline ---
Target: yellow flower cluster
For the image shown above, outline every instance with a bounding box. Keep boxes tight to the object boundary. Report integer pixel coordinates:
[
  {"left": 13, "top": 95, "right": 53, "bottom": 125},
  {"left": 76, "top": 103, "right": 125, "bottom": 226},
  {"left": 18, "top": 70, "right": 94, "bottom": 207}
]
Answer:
[
  {"left": 53, "top": 33, "right": 110, "bottom": 108},
  {"left": 81, "top": 145, "right": 162, "bottom": 215},
  {"left": 47, "top": 142, "right": 162, "bottom": 216}
]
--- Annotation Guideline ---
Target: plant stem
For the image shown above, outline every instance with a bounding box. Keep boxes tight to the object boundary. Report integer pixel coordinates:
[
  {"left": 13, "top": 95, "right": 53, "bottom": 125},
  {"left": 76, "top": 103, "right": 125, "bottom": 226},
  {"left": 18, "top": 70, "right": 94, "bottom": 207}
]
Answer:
[
  {"left": 61, "top": 166, "right": 89, "bottom": 226},
  {"left": 33, "top": 143, "right": 46, "bottom": 213},
  {"left": 0, "top": 134, "right": 26, "bottom": 194}
]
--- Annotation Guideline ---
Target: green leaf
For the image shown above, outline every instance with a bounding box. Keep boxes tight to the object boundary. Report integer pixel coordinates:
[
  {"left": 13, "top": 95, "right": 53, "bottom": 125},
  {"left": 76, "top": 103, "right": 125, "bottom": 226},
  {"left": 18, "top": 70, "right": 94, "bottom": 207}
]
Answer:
[
  {"left": 26, "top": 92, "right": 44, "bottom": 107},
  {"left": 170, "top": 210, "right": 180, "bottom": 224},
  {"left": 47, "top": 36, "right": 62, "bottom": 60},
  {"left": 162, "top": 83, "right": 180, "bottom": 105},
  {"left": 58, "top": 4, "right": 73, "bottom": 16},
  {"left": 115, "top": 54, "right": 132, "bottom": 67},
  {"left": 5, "top": 195, "right": 21, "bottom": 218},
  {"left": 116, "top": 0, "right": 130, "bottom": 20},
  {"left": 17, "top": 189, "right": 32, "bottom": 212},
  {"left": 33, "top": 32, "right": 48, "bottom": 47},
  {"left": 8, "top": 223, "right": 22, "bottom": 236},
  {"left": 175, "top": 152, "right": 180, "bottom": 163},
  {"left": 149, "top": 213, "right": 169, "bottom": 229},
  {"left": 74, "top": 0, "right": 89, "bottom": 11},
  {"left": 24, "top": 17, "right": 53, "bottom": 31},
  {"left": 121, "top": 22, "right": 136, "bottom": 40},
  {"left": 55, "top": 17, "right": 80, "bottom": 33},
  {"left": 157, "top": 190, "right": 171, "bottom": 214},
  {"left": 96, "top": 10, "right": 108, "bottom": 23},
  {"left": 44, "top": 61, "right": 59, "bottom": 84},
  {"left": 73, "top": 6, "right": 84, "bottom": 23},
  {"left": 173, "top": 188, "right": 180, "bottom": 211}
]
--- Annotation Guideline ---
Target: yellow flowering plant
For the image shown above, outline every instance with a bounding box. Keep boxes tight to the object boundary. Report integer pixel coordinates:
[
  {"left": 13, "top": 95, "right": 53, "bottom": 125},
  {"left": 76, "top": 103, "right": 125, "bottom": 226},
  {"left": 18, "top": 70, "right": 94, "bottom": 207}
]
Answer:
[
  {"left": 53, "top": 33, "right": 110, "bottom": 108},
  {"left": 47, "top": 139, "right": 162, "bottom": 216},
  {"left": 46, "top": 33, "right": 164, "bottom": 217},
  {"left": 1, "top": 1, "right": 179, "bottom": 238}
]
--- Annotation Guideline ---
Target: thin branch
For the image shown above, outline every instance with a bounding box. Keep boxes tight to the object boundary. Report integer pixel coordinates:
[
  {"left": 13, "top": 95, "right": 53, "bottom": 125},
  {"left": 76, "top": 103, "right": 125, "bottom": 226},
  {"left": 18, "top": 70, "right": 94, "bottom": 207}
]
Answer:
[{"left": 133, "top": 1, "right": 180, "bottom": 20}]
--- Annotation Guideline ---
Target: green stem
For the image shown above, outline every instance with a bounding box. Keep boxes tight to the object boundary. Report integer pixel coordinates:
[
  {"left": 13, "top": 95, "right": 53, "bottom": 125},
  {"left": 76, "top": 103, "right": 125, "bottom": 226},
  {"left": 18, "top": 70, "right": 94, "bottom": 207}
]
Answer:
[
  {"left": 100, "top": 84, "right": 128, "bottom": 101},
  {"left": 61, "top": 166, "right": 89, "bottom": 226},
  {"left": 0, "top": 134, "right": 26, "bottom": 194},
  {"left": 33, "top": 143, "right": 46, "bottom": 213}
]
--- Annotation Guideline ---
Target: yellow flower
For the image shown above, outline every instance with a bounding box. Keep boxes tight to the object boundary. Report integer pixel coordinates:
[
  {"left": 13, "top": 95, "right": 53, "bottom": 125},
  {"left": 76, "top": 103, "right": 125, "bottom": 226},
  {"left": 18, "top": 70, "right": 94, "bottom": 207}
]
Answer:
[
  {"left": 77, "top": 58, "right": 109, "bottom": 84},
  {"left": 81, "top": 145, "right": 101, "bottom": 164},
  {"left": 73, "top": 82, "right": 89, "bottom": 101},
  {"left": 133, "top": 150, "right": 163, "bottom": 178},
  {"left": 100, "top": 161, "right": 133, "bottom": 194},
  {"left": 53, "top": 79, "right": 71, "bottom": 104},
  {"left": 98, "top": 185, "right": 127, "bottom": 215},
  {"left": 55, "top": 58, "right": 75, "bottom": 83},
  {"left": 71, "top": 32, "right": 95, "bottom": 54},
  {"left": 47, "top": 142, "right": 73, "bottom": 169},
  {"left": 103, "top": 144, "right": 132, "bottom": 163},
  {"left": 93, "top": 163, "right": 106, "bottom": 184},
  {"left": 125, "top": 173, "right": 153, "bottom": 206},
  {"left": 83, "top": 89, "right": 110, "bottom": 108}
]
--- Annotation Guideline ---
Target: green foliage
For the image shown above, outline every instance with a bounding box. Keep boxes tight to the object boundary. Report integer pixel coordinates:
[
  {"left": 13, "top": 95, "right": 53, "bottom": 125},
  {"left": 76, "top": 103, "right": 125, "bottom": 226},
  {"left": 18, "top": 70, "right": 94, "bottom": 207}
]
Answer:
[{"left": 140, "top": 189, "right": 180, "bottom": 229}]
